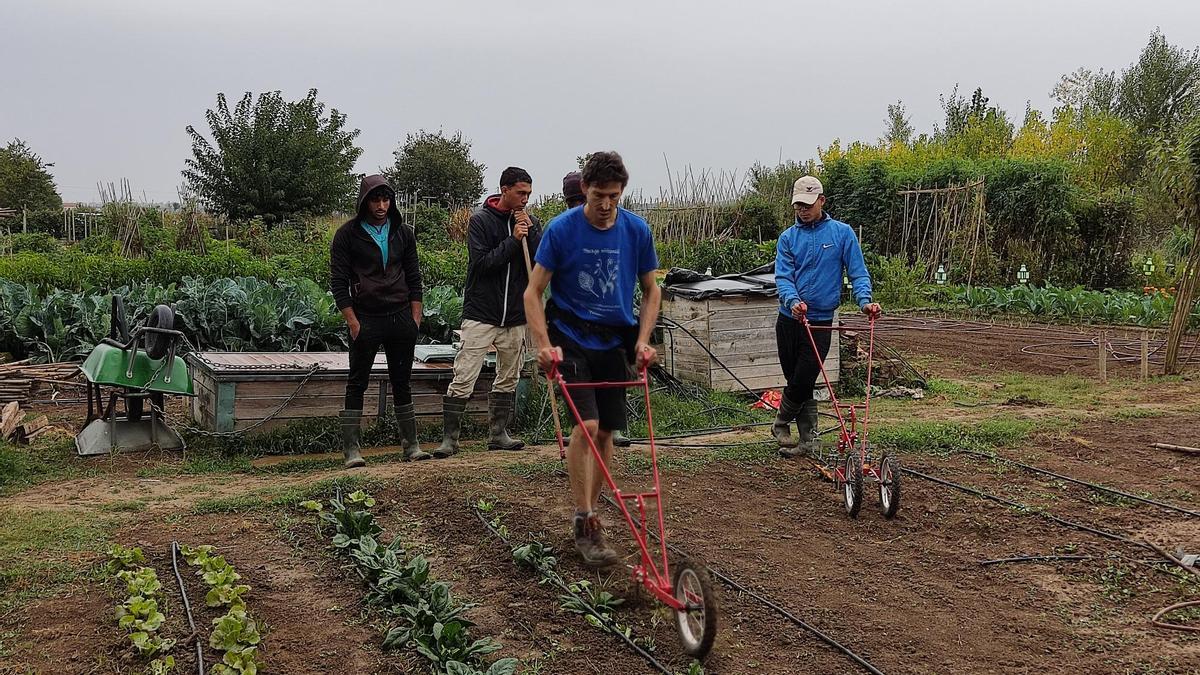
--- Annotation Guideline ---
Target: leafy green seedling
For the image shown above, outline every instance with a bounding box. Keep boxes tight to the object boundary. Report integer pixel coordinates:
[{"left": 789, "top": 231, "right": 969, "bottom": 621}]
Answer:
[
  {"left": 299, "top": 500, "right": 324, "bottom": 512},
  {"left": 117, "top": 567, "right": 162, "bottom": 598},
  {"left": 106, "top": 544, "right": 146, "bottom": 573},
  {"left": 180, "top": 544, "right": 215, "bottom": 566},
  {"left": 206, "top": 583, "right": 251, "bottom": 610},
  {"left": 210, "top": 608, "right": 263, "bottom": 653},
  {"left": 212, "top": 646, "right": 262, "bottom": 675},
  {"left": 147, "top": 656, "right": 176, "bottom": 674},
  {"left": 346, "top": 489, "right": 376, "bottom": 507}
]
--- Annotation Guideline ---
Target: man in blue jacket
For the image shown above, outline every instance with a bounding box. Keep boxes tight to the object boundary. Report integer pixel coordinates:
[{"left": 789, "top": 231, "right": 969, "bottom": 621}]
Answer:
[{"left": 774, "top": 176, "right": 880, "bottom": 458}]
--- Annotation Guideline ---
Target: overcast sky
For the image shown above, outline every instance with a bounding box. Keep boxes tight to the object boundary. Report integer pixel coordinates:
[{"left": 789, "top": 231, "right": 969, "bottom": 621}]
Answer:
[{"left": 2, "top": 0, "right": 1198, "bottom": 204}]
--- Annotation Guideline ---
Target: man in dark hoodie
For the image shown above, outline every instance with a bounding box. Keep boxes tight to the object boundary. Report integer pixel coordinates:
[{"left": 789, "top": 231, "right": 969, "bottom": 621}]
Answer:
[
  {"left": 433, "top": 167, "right": 542, "bottom": 458},
  {"left": 330, "top": 175, "right": 431, "bottom": 467}
]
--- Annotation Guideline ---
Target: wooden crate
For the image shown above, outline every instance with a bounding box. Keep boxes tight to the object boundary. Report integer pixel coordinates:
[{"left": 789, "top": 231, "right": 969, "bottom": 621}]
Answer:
[
  {"left": 659, "top": 295, "right": 838, "bottom": 393},
  {"left": 187, "top": 352, "right": 495, "bottom": 433}
]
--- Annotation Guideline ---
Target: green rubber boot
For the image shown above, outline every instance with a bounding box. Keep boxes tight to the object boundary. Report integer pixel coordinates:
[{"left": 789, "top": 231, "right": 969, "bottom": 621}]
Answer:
[
  {"left": 395, "top": 402, "right": 431, "bottom": 461},
  {"left": 339, "top": 409, "right": 366, "bottom": 468},
  {"left": 433, "top": 396, "right": 468, "bottom": 459}
]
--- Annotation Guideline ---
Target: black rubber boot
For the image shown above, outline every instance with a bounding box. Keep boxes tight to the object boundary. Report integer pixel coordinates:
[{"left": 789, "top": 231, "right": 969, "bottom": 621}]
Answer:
[
  {"left": 612, "top": 429, "right": 632, "bottom": 447},
  {"left": 773, "top": 394, "right": 803, "bottom": 454},
  {"left": 433, "top": 396, "right": 468, "bottom": 459},
  {"left": 395, "top": 402, "right": 431, "bottom": 461},
  {"left": 486, "top": 392, "right": 524, "bottom": 450},
  {"left": 795, "top": 400, "right": 819, "bottom": 457},
  {"left": 339, "top": 409, "right": 366, "bottom": 468}
]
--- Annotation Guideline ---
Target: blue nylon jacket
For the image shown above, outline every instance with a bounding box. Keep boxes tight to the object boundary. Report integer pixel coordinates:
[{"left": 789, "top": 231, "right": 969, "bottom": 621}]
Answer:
[{"left": 774, "top": 213, "right": 873, "bottom": 321}]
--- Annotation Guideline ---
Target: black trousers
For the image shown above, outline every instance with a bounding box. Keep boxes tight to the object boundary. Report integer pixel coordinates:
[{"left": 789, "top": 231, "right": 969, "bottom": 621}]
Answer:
[
  {"left": 776, "top": 315, "right": 833, "bottom": 404},
  {"left": 345, "top": 310, "right": 418, "bottom": 411}
]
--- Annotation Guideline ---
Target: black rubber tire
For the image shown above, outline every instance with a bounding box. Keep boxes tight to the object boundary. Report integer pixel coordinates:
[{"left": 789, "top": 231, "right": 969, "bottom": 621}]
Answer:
[
  {"left": 844, "top": 452, "right": 864, "bottom": 518},
  {"left": 126, "top": 394, "right": 144, "bottom": 423},
  {"left": 672, "top": 559, "right": 718, "bottom": 660},
  {"left": 144, "top": 304, "right": 175, "bottom": 360},
  {"left": 110, "top": 296, "right": 130, "bottom": 341},
  {"left": 880, "top": 453, "right": 902, "bottom": 519}
]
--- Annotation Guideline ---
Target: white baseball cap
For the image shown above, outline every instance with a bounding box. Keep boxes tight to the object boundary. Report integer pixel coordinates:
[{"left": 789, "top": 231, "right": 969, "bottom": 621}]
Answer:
[{"left": 791, "top": 176, "right": 824, "bottom": 205}]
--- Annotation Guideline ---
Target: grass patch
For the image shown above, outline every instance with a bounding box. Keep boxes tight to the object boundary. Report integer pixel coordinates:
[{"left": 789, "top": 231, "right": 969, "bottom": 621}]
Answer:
[
  {"left": 991, "top": 373, "right": 1099, "bottom": 407},
  {"left": 924, "top": 377, "right": 984, "bottom": 401},
  {"left": 97, "top": 499, "right": 147, "bottom": 513},
  {"left": 0, "top": 439, "right": 93, "bottom": 497},
  {"left": 1111, "top": 407, "right": 1168, "bottom": 420},
  {"left": 506, "top": 459, "right": 562, "bottom": 479},
  {"left": 621, "top": 441, "right": 777, "bottom": 475},
  {"left": 189, "top": 476, "right": 381, "bottom": 514},
  {"left": 872, "top": 418, "right": 1035, "bottom": 457},
  {"left": 0, "top": 508, "right": 115, "bottom": 618}
]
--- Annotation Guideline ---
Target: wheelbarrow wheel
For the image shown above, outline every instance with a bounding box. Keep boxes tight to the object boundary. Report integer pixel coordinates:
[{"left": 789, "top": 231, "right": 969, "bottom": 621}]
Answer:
[
  {"left": 843, "top": 452, "right": 863, "bottom": 518},
  {"left": 125, "top": 393, "right": 143, "bottom": 423},
  {"left": 672, "top": 559, "right": 718, "bottom": 659},
  {"left": 110, "top": 296, "right": 130, "bottom": 341},
  {"left": 144, "top": 304, "right": 175, "bottom": 360},
  {"left": 879, "top": 453, "right": 901, "bottom": 519}
]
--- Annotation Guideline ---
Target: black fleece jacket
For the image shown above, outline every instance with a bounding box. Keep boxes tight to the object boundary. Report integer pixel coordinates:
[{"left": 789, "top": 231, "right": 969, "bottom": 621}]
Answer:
[
  {"left": 461, "top": 195, "right": 542, "bottom": 327},
  {"left": 329, "top": 175, "right": 423, "bottom": 317}
]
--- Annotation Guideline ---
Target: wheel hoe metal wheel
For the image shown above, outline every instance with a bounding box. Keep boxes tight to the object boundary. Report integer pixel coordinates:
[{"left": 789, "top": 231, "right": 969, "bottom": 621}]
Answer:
[
  {"left": 879, "top": 453, "right": 901, "bottom": 519},
  {"left": 844, "top": 452, "right": 864, "bottom": 518},
  {"left": 673, "top": 561, "right": 718, "bottom": 659}
]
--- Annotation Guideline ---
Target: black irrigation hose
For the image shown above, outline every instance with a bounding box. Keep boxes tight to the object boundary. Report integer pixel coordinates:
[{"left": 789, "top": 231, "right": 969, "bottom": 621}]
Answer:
[
  {"left": 660, "top": 316, "right": 770, "bottom": 402},
  {"left": 470, "top": 506, "right": 673, "bottom": 675},
  {"left": 711, "top": 571, "right": 886, "bottom": 675},
  {"left": 957, "top": 448, "right": 1200, "bottom": 518},
  {"left": 901, "top": 467, "right": 1155, "bottom": 554},
  {"left": 171, "top": 541, "right": 205, "bottom": 675},
  {"left": 627, "top": 421, "right": 773, "bottom": 443},
  {"left": 978, "top": 554, "right": 1166, "bottom": 566},
  {"left": 598, "top": 494, "right": 885, "bottom": 675}
]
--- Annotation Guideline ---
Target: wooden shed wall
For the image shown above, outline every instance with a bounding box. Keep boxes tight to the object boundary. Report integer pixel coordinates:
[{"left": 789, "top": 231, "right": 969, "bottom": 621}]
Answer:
[{"left": 660, "top": 295, "right": 838, "bottom": 393}]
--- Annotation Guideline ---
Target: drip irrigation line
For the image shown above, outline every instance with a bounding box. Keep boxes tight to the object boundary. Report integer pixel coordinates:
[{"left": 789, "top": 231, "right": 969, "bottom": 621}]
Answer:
[
  {"left": 470, "top": 506, "right": 673, "bottom": 675},
  {"left": 631, "top": 440, "right": 776, "bottom": 449},
  {"left": 171, "top": 541, "right": 205, "bottom": 675},
  {"left": 901, "top": 467, "right": 1153, "bottom": 553},
  {"left": 957, "top": 448, "right": 1200, "bottom": 518},
  {"left": 978, "top": 554, "right": 1167, "bottom": 566},
  {"left": 626, "top": 421, "right": 773, "bottom": 443},
  {"left": 1151, "top": 601, "right": 1200, "bottom": 633},
  {"left": 659, "top": 316, "right": 766, "bottom": 403},
  {"left": 979, "top": 554, "right": 1091, "bottom": 566},
  {"left": 598, "top": 494, "right": 885, "bottom": 675}
]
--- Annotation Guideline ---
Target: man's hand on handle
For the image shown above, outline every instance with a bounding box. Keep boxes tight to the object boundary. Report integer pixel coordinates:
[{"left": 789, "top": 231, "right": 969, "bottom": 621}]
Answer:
[
  {"left": 862, "top": 302, "right": 882, "bottom": 319},
  {"left": 513, "top": 209, "right": 532, "bottom": 240},
  {"left": 537, "top": 345, "right": 564, "bottom": 373},
  {"left": 635, "top": 342, "right": 657, "bottom": 370},
  {"left": 790, "top": 300, "right": 808, "bottom": 321}
]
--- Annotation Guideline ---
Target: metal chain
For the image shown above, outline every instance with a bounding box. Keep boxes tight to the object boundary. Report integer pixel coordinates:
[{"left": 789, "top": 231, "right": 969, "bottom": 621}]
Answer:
[{"left": 148, "top": 363, "right": 324, "bottom": 438}]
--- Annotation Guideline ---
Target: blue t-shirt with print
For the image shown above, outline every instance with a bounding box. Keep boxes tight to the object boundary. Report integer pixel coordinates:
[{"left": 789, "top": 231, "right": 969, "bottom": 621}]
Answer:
[
  {"left": 535, "top": 206, "right": 659, "bottom": 350},
  {"left": 360, "top": 220, "right": 389, "bottom": 267}
]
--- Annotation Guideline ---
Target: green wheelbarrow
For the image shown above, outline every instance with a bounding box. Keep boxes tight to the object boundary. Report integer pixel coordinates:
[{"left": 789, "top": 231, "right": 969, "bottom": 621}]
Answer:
[{"left": 76, "top": 297, "right": 195, "bottom": 457}]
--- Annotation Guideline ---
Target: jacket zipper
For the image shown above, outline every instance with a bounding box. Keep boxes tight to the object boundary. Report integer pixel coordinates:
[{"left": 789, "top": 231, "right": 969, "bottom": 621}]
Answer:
[{"left": 500, "top": 214, "right": 511, "bottom": 326}]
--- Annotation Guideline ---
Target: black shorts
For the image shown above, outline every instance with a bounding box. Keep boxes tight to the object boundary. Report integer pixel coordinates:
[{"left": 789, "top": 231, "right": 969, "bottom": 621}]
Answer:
[{"left": 550, "top": 324, "right": 631, "bottom": 432}]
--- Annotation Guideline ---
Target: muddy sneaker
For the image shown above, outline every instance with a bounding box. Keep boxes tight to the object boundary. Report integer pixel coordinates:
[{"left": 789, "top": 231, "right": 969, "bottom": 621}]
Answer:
[{"left": 573, "top": 512, "right": 620, "bottom": 568}]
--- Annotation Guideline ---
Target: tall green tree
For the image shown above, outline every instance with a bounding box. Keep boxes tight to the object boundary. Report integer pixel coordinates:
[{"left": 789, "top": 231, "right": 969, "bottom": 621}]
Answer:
[
  {"left": 385, "top": 130, "right": 485, "bottom": 208},
  {"left": 1117, "top": 29, "right": 1200, "bottom": 136},
  {"left": 183, "top": 89, "right": 362, "bottom": 224},
  {"left": 1153, "top": 115, "right": 1200, "bottom": 373},
  {"left": 0, "top": 139, "right": 62, "bottom": 211},
  {"left": 882, "top": 101, "right": 914, "bottom": 146}
]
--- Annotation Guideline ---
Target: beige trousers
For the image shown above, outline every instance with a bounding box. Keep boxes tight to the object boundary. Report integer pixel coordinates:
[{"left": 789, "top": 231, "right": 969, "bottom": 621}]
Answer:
[{"left": 445, "top": 319, "right": 526, "bottom": 398}]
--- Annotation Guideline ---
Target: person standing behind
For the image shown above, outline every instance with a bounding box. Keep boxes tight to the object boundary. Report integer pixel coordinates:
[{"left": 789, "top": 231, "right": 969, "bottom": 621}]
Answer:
[
  {"left": 774, "top": 176, "right": 881, "bottom": 458},
  {"left": 433, "top": 167, "right": 543, "bottom": 457},
  {"left": 330, "top": 175, "right": 431, "bottom": 467}
]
